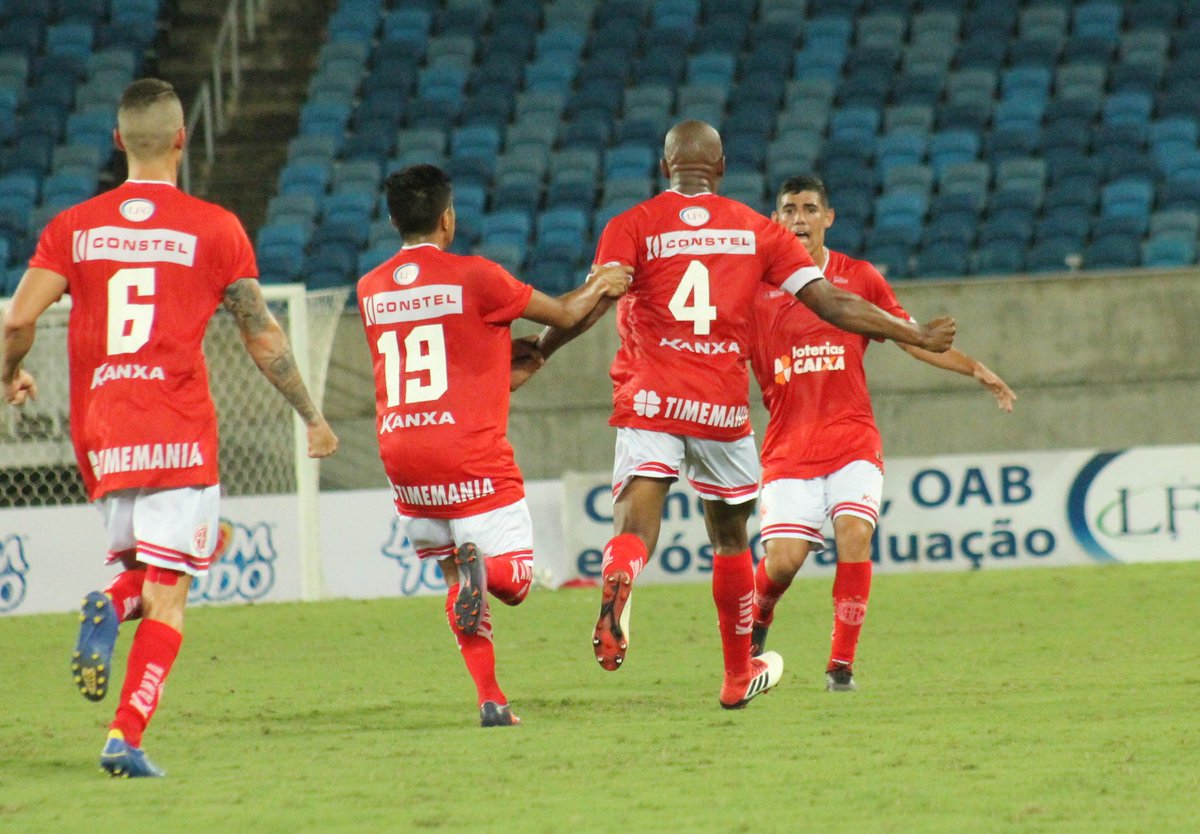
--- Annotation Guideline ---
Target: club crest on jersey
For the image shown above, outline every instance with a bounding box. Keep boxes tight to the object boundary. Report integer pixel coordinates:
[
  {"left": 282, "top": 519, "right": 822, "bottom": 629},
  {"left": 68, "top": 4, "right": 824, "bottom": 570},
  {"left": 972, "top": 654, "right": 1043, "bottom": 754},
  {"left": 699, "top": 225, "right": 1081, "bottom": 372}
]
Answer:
[
  {"left": 679, "top": 206, "right": 710, "bottom": 227},
  {"left": 393, "top": 263, "right": 420, "bottom": 285},
  {"left": 119, "top": 199, "right": 155, "bottom": 222}
]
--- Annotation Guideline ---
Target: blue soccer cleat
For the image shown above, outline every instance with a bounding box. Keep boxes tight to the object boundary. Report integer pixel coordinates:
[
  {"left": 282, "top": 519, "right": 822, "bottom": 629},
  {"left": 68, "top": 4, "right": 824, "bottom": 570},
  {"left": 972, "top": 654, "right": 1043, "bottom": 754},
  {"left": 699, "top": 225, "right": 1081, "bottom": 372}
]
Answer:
[
  {"left": 71, "top": 591, "right": 118, "bottom": 702},
  {"left": 99, "top": 731, "right": 165, "bottom": 778}
]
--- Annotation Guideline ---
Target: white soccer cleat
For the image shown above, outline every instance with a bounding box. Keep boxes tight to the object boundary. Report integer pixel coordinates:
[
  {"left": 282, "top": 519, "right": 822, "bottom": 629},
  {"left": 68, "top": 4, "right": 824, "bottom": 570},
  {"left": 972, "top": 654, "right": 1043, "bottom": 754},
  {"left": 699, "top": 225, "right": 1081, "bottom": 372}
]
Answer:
[{"left": 720, "top": 651, "right": 784, "bottom": 709}]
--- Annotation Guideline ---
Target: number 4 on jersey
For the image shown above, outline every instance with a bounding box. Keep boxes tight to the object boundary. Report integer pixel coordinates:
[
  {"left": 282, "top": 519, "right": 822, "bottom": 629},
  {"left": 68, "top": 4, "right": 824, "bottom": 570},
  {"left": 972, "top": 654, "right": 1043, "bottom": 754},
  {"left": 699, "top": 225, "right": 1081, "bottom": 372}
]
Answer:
[{"left": 668, "top": 260, "right": 717, "bottom": 336}]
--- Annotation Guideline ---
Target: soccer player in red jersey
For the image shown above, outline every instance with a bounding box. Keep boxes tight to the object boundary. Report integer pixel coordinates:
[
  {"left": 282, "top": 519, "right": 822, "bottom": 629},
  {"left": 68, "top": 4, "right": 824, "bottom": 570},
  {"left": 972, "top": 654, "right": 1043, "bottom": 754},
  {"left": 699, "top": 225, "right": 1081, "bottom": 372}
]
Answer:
[
  {"left": 1, "top": 79, "right": 338, "bottom": 776},
  {"left": 357, "top": 164, "right": 629, "bottom": 727},
  {"left": 749, "top": 175, "right": 1016, "bottom": 691},
  {"left": 526, "top": 121, "right": 957, "bottom": 709}
]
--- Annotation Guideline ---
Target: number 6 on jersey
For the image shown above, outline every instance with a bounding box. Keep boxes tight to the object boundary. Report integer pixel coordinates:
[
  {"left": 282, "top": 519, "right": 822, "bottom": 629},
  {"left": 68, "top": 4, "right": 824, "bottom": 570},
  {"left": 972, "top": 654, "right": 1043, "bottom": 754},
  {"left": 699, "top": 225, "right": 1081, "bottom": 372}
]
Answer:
[
  {"left": 668, "top": 260, "right": 717, "bottom": 335},
  {"left": 377, "top": 324, "right": 449, "bottom": 406}
]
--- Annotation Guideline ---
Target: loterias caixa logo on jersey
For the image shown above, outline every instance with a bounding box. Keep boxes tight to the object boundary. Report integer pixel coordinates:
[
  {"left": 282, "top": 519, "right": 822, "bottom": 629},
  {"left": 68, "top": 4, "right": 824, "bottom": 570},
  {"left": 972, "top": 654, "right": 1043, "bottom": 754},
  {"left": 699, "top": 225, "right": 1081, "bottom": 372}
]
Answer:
[
  {"left": 380, "top": 517, "right": 448, "bottom": 596},
  {"left": 1067, "top": 446, "right": 1200, "bottom": 563},
  {"left": 188, "top": 519, "right": 277, "bottom": 603},
  {"left": 0, "top": 535, "right": 29, "bottom": 613}
]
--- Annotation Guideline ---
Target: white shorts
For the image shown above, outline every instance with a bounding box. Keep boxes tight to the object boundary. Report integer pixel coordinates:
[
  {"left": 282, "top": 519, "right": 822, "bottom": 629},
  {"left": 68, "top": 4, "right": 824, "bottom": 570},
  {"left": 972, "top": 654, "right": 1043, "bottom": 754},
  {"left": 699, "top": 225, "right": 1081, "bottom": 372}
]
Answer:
[
  {"left": 759, "top": 459, "right": 884, "bottom": 551},
  {"left": 97, "top": 485, "right": 222, "bottom": 576},
  {"left": 399, "top": 499, "right": 534, "bottom": 561},
  {"left": 613, "top": 427, "right": 760, "bottom": 504}
]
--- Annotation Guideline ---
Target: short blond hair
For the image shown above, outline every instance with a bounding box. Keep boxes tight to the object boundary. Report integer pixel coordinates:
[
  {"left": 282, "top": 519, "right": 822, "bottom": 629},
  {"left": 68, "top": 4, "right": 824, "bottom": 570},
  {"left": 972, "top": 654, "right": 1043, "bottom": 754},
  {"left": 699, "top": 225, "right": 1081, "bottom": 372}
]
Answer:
[{"left": 117, "top": 78, "right": 184, "bottom": 160}]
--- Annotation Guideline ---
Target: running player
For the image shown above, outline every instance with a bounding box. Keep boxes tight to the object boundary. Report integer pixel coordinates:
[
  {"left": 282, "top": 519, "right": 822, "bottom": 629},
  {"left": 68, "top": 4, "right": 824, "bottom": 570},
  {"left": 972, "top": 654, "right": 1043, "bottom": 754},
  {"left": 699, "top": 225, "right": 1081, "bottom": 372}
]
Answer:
[
  {"left": 749, "top": 174, "right": 1016, "bottom": 691},
  {"left": 1, "top": 79, "right": 338, "bottom": 776},
  {"left": 357, "top": 164, "right": 629, "bottom": 727},
  {"left": 527, "top": 121, "right": 957, "bottom": 709}
]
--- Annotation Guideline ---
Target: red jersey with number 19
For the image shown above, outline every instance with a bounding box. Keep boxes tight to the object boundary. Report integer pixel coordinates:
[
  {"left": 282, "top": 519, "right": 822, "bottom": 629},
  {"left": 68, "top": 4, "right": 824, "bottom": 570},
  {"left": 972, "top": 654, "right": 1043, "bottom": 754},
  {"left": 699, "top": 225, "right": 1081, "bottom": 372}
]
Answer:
[
  {"left": 595, "top": 190, "right": 823, "bottom": 441},
  {"left": 750, "top": 249, "right": 910, "bottom": 482},
  {"left": 28, "top": 180, "right": 256, "bottom": 500},
  {"left": 357, "top": 244, "right": 534, "bottom": 519}
]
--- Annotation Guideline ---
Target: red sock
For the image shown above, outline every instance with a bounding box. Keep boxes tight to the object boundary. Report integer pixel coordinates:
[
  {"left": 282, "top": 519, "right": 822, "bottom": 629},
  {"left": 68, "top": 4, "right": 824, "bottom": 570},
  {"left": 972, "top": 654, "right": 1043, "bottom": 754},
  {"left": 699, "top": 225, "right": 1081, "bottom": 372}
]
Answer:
[
  {"left": 752, "top": 556, "right": 792, "bottom": 627},
  {"left": 104, "top": 565, "right": 146, "bottom": 623},
  {"left": 601, "top": 533, "right": 648, "bottom": 583},
  {"left": 829, "top": 561, "right": 872, "bottom": 669},
  {"left": 445, "top": 585, "right": 505, "bottom": 706},
  {"left": 712, "top": 550, "right": 754, "bottom": 681},
  {"left": 110, "top": 619, "right": 182, "bottom": 747},
  {"left": 486, "top": 553, "right": 533, "bottom": 606}
]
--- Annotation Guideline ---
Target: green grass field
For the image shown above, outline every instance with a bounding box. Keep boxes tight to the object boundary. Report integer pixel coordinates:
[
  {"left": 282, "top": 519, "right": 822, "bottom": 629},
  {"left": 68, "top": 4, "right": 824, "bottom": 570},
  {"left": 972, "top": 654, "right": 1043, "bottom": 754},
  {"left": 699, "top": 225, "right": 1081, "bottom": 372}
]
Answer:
[{"left": 2, "top": 561, "right": 1197, "bottom": 833}]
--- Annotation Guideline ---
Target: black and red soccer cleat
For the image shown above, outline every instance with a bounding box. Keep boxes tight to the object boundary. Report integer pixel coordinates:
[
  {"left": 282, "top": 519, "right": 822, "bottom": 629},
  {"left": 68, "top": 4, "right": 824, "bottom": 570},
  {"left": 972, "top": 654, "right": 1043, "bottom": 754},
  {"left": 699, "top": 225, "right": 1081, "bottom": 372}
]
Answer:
[
  {"left": 825, "top": 662, "right": 858, "bottom": 692},
  {"left": 453, "top": 542, "right": 486, "bottom": 635},
  {"left": 591, "top": 571, "right": 633, "bottom": 671},
  {"left": 719, "top": 651, "right": 784, "bottom": 709},
  {"left": 480, "top": 701, "right": 521, "bottom": 727}
]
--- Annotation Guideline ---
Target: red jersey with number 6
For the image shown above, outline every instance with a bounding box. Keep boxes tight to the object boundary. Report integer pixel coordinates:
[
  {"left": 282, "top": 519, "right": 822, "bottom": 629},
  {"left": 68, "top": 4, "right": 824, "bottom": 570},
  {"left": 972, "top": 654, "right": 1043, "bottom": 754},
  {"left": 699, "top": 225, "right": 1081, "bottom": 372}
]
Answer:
[
  {"left": 750, "top": 249, "right": 911, "bottom": 482},
  {"left": 28, "top": 180, "right": 256, "bottom": 500},
  {"left": 357, "top": 244, "right": 534, "bottom": 519},
  {"left": 595, "top": 190, "right": 823, "bottom": 441}
]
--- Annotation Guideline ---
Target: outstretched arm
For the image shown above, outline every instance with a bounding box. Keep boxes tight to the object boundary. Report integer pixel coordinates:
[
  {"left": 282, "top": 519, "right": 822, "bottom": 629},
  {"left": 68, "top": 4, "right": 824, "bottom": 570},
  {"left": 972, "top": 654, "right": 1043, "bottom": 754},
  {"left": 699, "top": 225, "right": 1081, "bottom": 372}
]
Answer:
[
  {"left": 2, "top": 267, "right": 68, "bottom": 405},
  {"left": 897, "top": 342, "right": 1017, "bottom": 412},
  {"left": 796, "top": 278, "right": 956, "bottom": 352},
  {"left": 223, "top": 278, "right": 338, "bottom": 458},
  {"left": 521, "top": 263, "right": 630, "bottom": 330}
]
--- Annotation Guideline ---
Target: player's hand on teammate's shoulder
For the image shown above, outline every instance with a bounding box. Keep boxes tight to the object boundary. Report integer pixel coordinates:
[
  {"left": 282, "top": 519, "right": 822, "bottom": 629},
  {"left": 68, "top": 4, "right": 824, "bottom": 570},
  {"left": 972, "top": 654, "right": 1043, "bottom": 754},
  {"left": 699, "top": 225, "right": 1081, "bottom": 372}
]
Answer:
[
  {"left": 587, "top": 262, "right": 633, "bottom": 298},
  {"left": 3, "top": 369, "right": 37, "bottom": 406},
  {"left": 306, "top": 418, "right": 339, "bottom": 458},
  {"left": 510, "top": 335, "right": 545, "bottom": 392},
  {"left": 917, "top": 316, "right": 956, "bottom": 353},
  {"left": 973, "top": 362, "right": 1017, "bottom": 412}
]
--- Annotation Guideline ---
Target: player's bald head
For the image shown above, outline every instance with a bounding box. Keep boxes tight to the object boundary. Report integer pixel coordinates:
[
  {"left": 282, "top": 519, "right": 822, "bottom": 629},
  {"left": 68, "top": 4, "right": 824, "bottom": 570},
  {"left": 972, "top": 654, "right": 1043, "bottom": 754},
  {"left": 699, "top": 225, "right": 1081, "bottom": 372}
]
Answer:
[
  {"left": 116, "top": 78, "right": 184, "bottom": 161},
  {"left": 663, "top": 120, "right": 724, "bottom": 167},
  {"left": 661, "top": 120, "right": 724, "bottom": 190}
]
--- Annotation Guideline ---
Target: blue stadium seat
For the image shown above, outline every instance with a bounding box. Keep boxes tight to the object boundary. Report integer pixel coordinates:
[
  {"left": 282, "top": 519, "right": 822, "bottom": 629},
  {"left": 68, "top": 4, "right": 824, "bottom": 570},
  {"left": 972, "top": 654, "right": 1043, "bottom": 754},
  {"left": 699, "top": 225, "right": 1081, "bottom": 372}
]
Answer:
[{"left": 1141, "top": 234, "right": 1196, "bottom": 267}]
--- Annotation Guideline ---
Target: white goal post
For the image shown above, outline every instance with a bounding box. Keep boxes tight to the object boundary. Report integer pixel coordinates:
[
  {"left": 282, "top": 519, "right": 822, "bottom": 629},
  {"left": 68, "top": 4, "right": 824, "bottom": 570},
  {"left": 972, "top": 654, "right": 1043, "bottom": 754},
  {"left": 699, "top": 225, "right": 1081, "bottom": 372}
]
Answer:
[{"left": 0, "top": 283, "right": 350, "bottom": 601}]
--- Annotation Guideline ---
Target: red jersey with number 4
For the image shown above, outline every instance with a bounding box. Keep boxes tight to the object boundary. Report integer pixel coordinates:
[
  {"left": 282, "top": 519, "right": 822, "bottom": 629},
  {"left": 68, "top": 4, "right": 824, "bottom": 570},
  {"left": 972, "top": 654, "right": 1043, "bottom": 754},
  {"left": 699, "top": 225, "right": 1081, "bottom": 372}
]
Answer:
[
  {"left": 750, "top": 249, "right": 911, "bottom": 482},
  {"left": 595, "top": 190, "right": 823, "bottom": 441},
  {"left": 357, "top": 244, "right": 533, "bottom": 519},
  {"left": 28, "top": 180, "right": 256, "bottom": 500}
]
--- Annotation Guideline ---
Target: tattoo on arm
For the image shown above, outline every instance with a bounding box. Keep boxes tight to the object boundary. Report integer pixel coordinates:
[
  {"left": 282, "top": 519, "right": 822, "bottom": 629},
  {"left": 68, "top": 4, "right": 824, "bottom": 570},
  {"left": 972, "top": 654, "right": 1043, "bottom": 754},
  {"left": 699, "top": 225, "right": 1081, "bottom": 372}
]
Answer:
[{"left": 224, "top": 279, "right": 321, "bottom": 424}]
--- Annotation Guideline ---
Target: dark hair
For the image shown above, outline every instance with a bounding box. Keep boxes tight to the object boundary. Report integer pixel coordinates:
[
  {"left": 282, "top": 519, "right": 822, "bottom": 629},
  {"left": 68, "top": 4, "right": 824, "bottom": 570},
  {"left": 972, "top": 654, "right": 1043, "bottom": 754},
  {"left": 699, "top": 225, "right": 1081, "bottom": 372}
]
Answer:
[
  {"left": 776, "top": 174, "right": 829, "bottom": 209},
  {"left": 118, "top": 78, "right": 179, "bottom": 112},
  {"left": 385, "top": 164, "right": 453, "bottom": 237}
]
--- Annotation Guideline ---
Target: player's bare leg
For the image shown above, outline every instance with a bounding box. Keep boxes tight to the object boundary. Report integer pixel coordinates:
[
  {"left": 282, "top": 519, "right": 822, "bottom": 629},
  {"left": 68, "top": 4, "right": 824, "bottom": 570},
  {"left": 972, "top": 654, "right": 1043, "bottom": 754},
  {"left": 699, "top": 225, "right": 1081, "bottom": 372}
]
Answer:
[
  {"left": 826, "top": 515, "right": 874, "bottom": 692},
  {"left": 706, "top": 499, "right": 785, "bottom": 708},
  {"left": 101, "top": 565, "right": 189, "bottom": 778},
  {"left": 751, "top": 538, "right": 812, "bottom": 656},
  {"left": 593, "top": 477, "right": 669, "bottom": 670}
]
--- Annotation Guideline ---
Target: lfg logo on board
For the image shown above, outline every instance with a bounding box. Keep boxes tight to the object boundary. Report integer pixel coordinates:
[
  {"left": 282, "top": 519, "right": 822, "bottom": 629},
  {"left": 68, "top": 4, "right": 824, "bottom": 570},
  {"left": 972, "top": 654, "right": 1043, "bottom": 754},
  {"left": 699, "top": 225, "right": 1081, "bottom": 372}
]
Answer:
[
  {"left": 380, "top": 518, "right": 447, "bottom": 596},
  {"left": 188, "top": 520, "right": 277, "bottom": 603},
  {"left": 1068, "top": 446, "right": 1200, "bottom": 563},
  {"left": 0, "top": 535, "right": 29, "bottom": 613}
]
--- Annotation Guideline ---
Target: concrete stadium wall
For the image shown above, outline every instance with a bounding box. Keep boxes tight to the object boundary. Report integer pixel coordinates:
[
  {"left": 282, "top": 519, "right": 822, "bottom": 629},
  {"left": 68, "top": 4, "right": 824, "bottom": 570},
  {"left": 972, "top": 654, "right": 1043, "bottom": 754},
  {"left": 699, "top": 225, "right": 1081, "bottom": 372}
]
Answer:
[{"left": 323, "top": 268, "right": 1200, "bottom": 487}]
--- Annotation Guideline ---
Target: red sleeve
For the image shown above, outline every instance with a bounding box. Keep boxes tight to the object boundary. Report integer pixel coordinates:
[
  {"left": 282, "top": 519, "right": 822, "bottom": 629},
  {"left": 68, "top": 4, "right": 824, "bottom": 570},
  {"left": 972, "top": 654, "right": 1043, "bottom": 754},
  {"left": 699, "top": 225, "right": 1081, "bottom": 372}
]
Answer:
[
  {"left": 760, "top": 218, "right": 823, "bottom": 293},
  {"left": 594, "top": 210, "right": 639, "bottom": 268},
  {"left": 27, "top": 209, "right": 71, "bottom": 277},
  {"left": 476, "top": 258, "right": 535, "bottom": 325}
]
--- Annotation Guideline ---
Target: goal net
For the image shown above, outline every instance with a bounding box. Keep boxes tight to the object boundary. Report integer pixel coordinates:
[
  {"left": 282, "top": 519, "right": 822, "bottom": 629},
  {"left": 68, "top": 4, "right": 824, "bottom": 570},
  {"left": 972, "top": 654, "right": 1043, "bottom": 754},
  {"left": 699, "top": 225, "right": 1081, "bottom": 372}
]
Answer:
[{"left": 0, "top": 284, "right": 349, "bottom": 595}]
